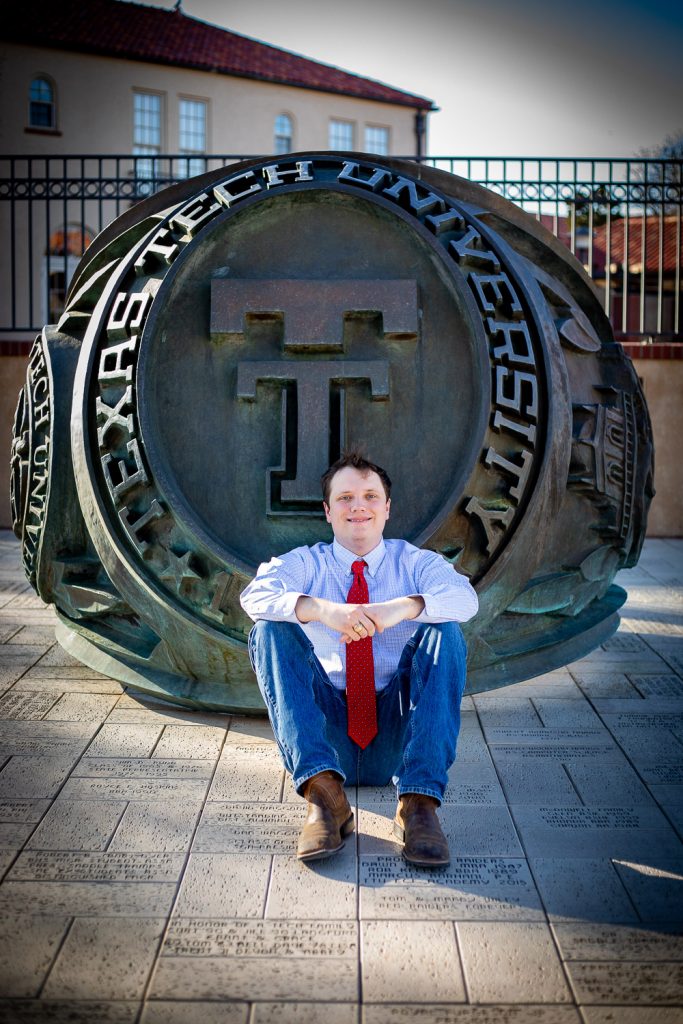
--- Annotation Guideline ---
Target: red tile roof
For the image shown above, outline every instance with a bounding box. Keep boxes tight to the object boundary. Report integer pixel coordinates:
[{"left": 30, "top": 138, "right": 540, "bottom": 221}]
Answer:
[
  {"left": 593, "top": 215, "right": 683, "bottom": 277},
  {"left": 7, "top": 0, "right": 435, "bottom": 110}
]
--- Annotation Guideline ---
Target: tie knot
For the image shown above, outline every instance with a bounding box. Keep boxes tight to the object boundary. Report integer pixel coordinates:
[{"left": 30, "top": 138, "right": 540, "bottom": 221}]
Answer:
[{"left": 351, "top": 560, "right": 367, "bottom": 577}]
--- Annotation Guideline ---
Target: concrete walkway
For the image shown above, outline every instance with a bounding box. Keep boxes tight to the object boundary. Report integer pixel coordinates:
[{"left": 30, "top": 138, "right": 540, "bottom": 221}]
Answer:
[{"left": 0, "top": 531, "right": 681, "bottom": 1023}]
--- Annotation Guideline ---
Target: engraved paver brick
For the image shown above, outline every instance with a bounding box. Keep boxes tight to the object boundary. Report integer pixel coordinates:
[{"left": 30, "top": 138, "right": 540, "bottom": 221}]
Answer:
[
  {"left": 553, "top": 922, "right": 683, "bottom": 960},
  {"left": 573, "top": 673, "right": 640, "bottom": 698},
  {"left": 359, "top": 856, "right": 544, "bottom": 921},
  {"left": 567, "top": 962, "right": 683, "bottom": 1004},
  {"left": 565, "top": 761, "right": 655, "bottom": 806},
  {"left": 486, "top": 728, "right": 613, "bottom": 747},
  {"left": 0, "top": 691, "right": 59, "bottom": 719},
  {"left": 44, "top": 692, "right": 119, "bottom": 722},
  {"left": 0, "top": 799, "right": 50, "bottom": 822},
  {"left": 141, "top": 1003, "right": 249, "bottom": 1024},
  {"left": 153, "top": 724, "right": 225, "bottom": 759},
  {"left": 26, "top": 800, "right": 125, "bottom": 851},
  {"left": 613, "top": 859, "right": 683, "bottom": 921},
  {"left": 529, "top": 858, "right": 638, "bottom": 922},
  {"left": 6, "top": 626, "right": 58, "bottom": 646},
  {"left": 0, "top": 755, "right": 76, "bottom": 798},
  {"left": 0, "top": 881, "right": 176, "bottom": 917},
  {"left": 0, "top": 914, "right": 70, "bottom": 996},
  {"left": 361, "top": 921, "right": 465, "bottom": 1002},
  {"left": 175, "top": 853, "right": 271, "bottom": 917},
  {"left": 473, "top": 669, "right": 582, "bottom": 699},
  {"left": 85, "top": 724, "right": 163, "bottom": 758},
  {"left": 209, "top": 746, "right": 284, "bottom": 802},
  {"left": 580, "top": 1010, "right": 683, "bottom": 1024},
  {"left": 495, "top": 761, "right": 580, "bottom": 806},
  {"left": 8, "top": 850, "right": 184, "bottom": 881},
  {"left": 266, "top": 851, "right": 357, "bottom": 919},
  {"left": 362, "top": 1009, "right": 582, "bottom": 1024},
  {"left": 61, "top": 777, "right": 209, "bottom": 802},
  {"left": 631, "top": 675, "right": 683, "bottom": 698},
  {"left": 72, "top": 757, "right": 215, "bottom": 778},
  {"left": 13, "top": 676, "right": 125, "bottom": 694},
  {"left": 152, "top": 918, "right": 358, "bottom": 1001},
  {"left": 109, "top": 799, "right": 203, "bottom": 852},
  {"left": 533, "top": 698, "right": 605, "bottom": 728},
  {"left": 0, "top": 721, "right": 99, "bottom": 756},
  {"left": 510, "top": 806, "right": 683, "bottom": 859},
  {"left": 474, "top": 698, "right": 541, "bottom": 729},
  {"left": 43, "top": 917, "right": 166, "bottom": 999},
  {"left": 0, "top": 822, "right": 35, "bottom": 848},
  {"left": 457, "top": 922, "right": 572, "bottom": 1002}
]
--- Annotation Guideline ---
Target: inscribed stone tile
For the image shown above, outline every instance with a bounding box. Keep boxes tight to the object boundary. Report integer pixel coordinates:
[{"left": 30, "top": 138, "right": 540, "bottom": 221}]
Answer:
[
  {"left": 533, "top": 698, "right": 605, "bottom": 728},
  {"left": 566, "top": 962, "right": 683, "bottom": 1004},
  {"left": 266, "top": 851, "right": 357, "bottom": 919},
  {"left": 603, "top": 729, "right": 683, "bottom": 763},
  {"left": 150, "top": 956, "right": 357, "bottom": 1001},
  {"left": 0, "top": 822, "right": 35, "bottom": 848},
  {"left": 486, "top": 728, "right": 613, "bottom": 747},
  {"left": 84, "top": 724, "right": 163, "bottom": 758},
  {"left": 252, "top": 1006, "right": 358, "bottom": 1024},
  {"left": 363, "top": 1010, "right": 581, "bottom": 1024},
  {"left": 108, "top": 799, "right": 203, "bottom": 852},
  {"left": 107, "top": 697, "right": 229, "bottom": 727},
  {"left": 13, "top": 677, "right": 124, "bottom": 694},
  {"left": 44, "top": 693, "right": 118, "bottom": 722},
  {"left": 8, "top": 850, "right": 184, "bottom": 881},
  {"left": 26, "top": 800, "right": 125, "bottom": 851},
  {"left": 0, "top": 1000, "right": 139, "bottom": 1023},
  {"left": 0, "top": 881, "right": 176, "bottom": 917},
  {"left": 141, "top": 1003, "right": 249, "bottom": 1024},
  {"left": 42, "top": 916, "right": 165, "bottom": 1000},
  {"left": 529, "top": 858, "right": 638, "bottom": 923},
  {"left": 0, "top": 800, "right": 49, "bottom": 823},
  {"left": 0, "top": 692, "right": 59, "bottom": 719},
  {"left": 163, "top": 917, "right": 357, "bottom": 957},
  {"left": 581, "top": 1010, "right": 683, "bottom": 1024},
  {"left": 637, "top": 765, "right": 683, "bottom": 785},
  {"left": 552, "top": 922, "right": 683, "bottom": 960},
  {"left": 174, "top": 852, "right": 271, "bottom": 917},
  {"left": 574, "top": 674, "right": 640, "bottom": 699},
  {"left": 0, "top": 914, "right": 70, "bottom": 996},
  {"left": 0, "top": 755, "right": 76, "bottom": 799},
  {"left": 473, "top": 698, "right": 541, "bottom": 729},
  {"left": 631, "top": 675, "right": 683, "bottom": 698},
  {"left": 225, "top": 716, "right": 276, "bottom": 744},
  {"left": 61, "top": 777, "right": 209, "bottom": 802},
  {"left": 6, "top": 626, "right": 57, "bottom": 646},
  {"left": 495, "top": 761, "right": 580, "bottom": 806},
  {"left": 473, "top": 669, "right": 582, "bottom": 699},
  {"left": 193, "top": 801, "right": 305, "bottom": 854},
  {"left": 361, "top": 920, "right": 464, "bottom": 1003},
  {"left": 602, "top": 635, "right": 650, "bottom": 652},
  {"left": 613, "top": 859, "right": 683, "bottom": 921},
  {"left": 510, "top": 806, "right": 683, "bottom": 859},
  {"left": 72, "top": 757, "right": 214, "bottom": 779},
  {"left": 359, "top": 856, "right": 544, "bottom": 922},
  {"left": 358, "top": 805, "right": 523, "bottom": 858},
  {"left": 152, "top": 724, "right": 225, "bottom": 760},
  {"left": 457, "top": 922, "right": 571, "bottom": 1003},
  {"left": 0, "top": 720, "right": 98, "bottom": 756}
]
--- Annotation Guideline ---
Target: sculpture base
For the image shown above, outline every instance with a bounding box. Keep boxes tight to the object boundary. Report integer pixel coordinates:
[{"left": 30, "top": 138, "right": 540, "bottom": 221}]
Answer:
[{"left": 55, "top": 585, "right": 626, "bottom": 713}]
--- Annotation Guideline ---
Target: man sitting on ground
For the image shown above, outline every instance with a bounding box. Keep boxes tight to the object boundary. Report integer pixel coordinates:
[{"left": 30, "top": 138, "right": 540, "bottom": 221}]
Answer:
[{"left": 240, "top": 451, "right": 478, "bottom": 867}]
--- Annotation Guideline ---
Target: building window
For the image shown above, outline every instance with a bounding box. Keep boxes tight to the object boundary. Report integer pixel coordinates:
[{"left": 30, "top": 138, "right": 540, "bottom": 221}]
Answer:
[
  {"left": 29, "top": 77, "right": 56, "bottom": 128},
  {"left": 133, "top": 91, "right": 162, "bottom": 193},
  {"left": 329, "top": 119, "right": 354, "bottom": 151},
  {"left": 274, "top": 113, "right": 293, "bottom": 155},
  {"left": 178, "top": 98, "right": 207, "bottom": 179},
  {"left": 364, "top": 125, "right": 389, "bottom": 156}
]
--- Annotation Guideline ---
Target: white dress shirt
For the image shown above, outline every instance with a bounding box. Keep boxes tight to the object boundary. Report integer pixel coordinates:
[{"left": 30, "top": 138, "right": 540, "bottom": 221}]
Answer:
[{"left": 240, "top": 537, "right": 478, "bottom": 691}]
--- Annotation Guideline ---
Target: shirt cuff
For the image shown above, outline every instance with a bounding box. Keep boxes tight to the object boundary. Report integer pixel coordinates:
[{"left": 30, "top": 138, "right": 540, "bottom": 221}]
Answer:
[{"left": 413, "top": 593, "right": 445, "bottom": 623}]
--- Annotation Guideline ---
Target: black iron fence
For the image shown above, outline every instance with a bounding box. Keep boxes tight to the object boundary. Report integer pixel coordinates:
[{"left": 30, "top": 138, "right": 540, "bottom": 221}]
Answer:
[{"left": 1, "top": 153, "right": 681, "bottom": 343}]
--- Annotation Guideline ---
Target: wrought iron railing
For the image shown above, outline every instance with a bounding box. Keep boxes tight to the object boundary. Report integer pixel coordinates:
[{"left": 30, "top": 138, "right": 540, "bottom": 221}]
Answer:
[{"left": 1, "top": 153, "right": 681, "bottom": 343}]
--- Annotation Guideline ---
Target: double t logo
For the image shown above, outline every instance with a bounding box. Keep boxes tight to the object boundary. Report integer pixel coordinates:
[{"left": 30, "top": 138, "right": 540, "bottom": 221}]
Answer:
[{"left": 210, "top": 279, "right": 419, "bottom": 513}]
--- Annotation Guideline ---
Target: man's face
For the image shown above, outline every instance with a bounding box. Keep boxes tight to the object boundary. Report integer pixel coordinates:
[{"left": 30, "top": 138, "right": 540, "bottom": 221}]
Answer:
[{"left": 323, "top": 467, "right": 391, "bottom": 556}]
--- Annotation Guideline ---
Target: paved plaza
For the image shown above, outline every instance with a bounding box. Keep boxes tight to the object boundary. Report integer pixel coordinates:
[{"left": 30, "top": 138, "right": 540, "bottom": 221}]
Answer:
[{"left": 0, "top": 530, "right": 681, "bottom": 1022}]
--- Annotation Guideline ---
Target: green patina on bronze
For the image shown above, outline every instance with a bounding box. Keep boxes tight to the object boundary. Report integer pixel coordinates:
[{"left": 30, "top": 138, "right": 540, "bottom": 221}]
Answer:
[{"left": 10, "top": 155, "right": 654, "bottom": 712}]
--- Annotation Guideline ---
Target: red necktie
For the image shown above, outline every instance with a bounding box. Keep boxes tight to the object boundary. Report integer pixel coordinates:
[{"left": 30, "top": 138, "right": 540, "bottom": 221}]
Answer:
[{"left": 346, "top": 560, "right": 378, "bottom": 749}]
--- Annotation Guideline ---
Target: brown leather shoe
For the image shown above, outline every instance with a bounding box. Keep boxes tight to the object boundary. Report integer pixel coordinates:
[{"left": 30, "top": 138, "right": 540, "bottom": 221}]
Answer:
[
  {"left": 393, "top": 793, "right": 450, "bottom": 867},
  {"left": 297, "top": 771, "right": 354, "bottom": 862}
]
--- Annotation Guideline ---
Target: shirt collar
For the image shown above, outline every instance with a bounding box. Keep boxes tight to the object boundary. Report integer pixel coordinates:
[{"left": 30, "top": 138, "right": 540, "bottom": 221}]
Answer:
[{"left": 332, "top": 537, "right": 386, "bottom": 578}]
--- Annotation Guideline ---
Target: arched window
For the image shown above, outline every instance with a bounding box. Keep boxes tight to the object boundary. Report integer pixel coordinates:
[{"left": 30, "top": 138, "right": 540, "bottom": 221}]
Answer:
[
  {"left": 29, "top": 77, "right": 56, "bottom": 128},
  {"left": 274, "top": 113, "right": 293, "bottom": 155}
]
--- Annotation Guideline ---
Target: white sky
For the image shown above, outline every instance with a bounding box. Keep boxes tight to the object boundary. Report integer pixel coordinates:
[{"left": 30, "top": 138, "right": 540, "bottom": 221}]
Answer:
[{"left": 139, "top": 0, "right": 683, "bottom": 158}]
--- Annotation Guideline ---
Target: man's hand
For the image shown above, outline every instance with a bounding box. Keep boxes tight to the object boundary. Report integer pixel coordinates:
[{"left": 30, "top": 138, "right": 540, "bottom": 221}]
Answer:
[
  {"left": 295, "top": 595, "right": 424, "bottom": 642},
  {"left": 364, "top": 596, "right": 424, "bottom": 633},
  {"left": 296, "top": 596, "right": 377, "bottom": 642}
]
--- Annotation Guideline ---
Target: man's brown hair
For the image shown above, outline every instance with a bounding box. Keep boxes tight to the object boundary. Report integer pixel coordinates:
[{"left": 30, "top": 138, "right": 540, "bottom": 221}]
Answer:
[{"left": 321, "top": 450, "right": 392, "bottom": 505}]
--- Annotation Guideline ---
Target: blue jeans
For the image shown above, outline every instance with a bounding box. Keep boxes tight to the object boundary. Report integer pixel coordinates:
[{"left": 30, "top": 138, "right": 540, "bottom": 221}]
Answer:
[{"left": 248, "top": 620, "right": 467, "bottom": 803}]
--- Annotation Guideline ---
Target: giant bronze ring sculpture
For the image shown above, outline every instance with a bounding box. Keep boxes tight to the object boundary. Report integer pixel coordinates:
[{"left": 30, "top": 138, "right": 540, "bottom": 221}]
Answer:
[{"left": 11, "top": 154, "right": 654, "bottom": 711}]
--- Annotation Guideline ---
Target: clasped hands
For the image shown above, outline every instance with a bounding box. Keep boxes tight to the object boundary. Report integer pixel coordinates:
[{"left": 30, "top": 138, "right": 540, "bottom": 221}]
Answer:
[{"left": 296, "top": 595, "right": 424, "bottom": 643}]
